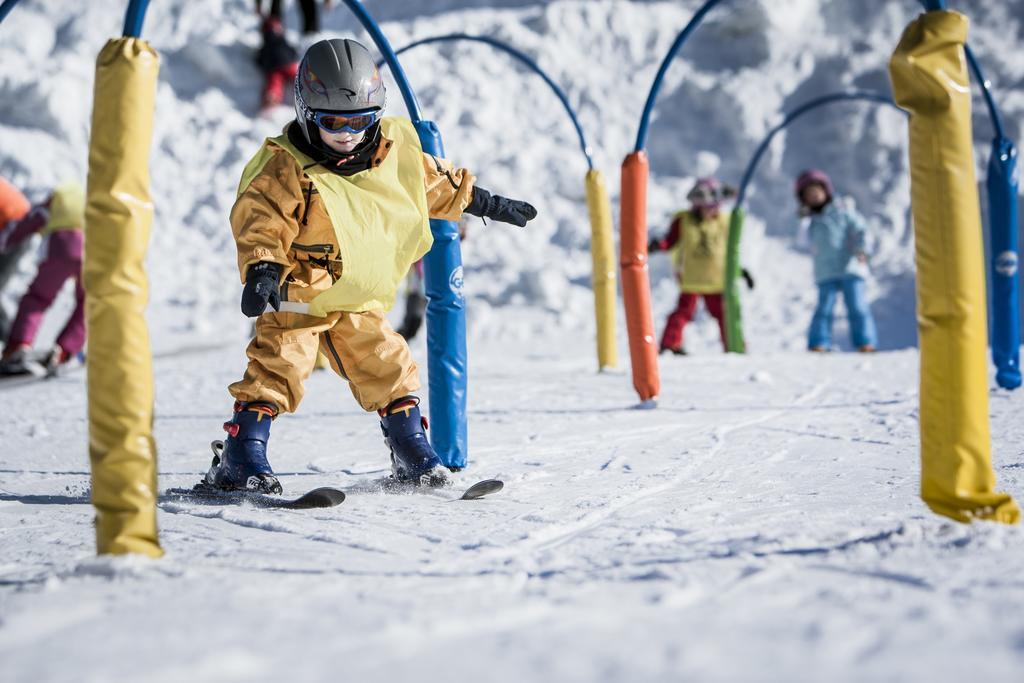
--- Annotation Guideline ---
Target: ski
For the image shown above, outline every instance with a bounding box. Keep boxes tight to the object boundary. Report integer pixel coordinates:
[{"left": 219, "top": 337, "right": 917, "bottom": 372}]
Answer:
[
  {"left": 375, "top": 475, "right": 504, "bottom": 500},
  {"left": 460, "top": 479, "right": 504, "bottom": 500},
  {"left": 164, "top": 483, "right": 345, "bottom": 510}
]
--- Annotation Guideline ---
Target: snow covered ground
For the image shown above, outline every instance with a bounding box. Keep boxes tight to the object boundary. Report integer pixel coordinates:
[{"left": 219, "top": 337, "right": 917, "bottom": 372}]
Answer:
[
  {"left": 2, "top": 345, "right": 1024, "bottom": 682},
  {"left": 2, "top": 0, "right": 1024, "bottom": 681}
]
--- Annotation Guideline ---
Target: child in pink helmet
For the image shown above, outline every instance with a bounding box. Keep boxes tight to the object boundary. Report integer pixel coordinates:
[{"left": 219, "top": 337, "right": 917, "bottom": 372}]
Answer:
[
  {"left": 795, "top": 169, "right": 878, "bottom": 352},
  {"left": 649, "top": 177, "right": 752, "bottom": 354}
]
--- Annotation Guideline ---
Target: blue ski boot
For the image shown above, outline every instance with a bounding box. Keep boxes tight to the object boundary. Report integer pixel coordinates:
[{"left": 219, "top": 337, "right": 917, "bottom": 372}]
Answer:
[
  {"left": 205, "top": 403, "right": 283, "bottom": 494},
  {"left": 379, "top": 396, "right": 450, "bottom": 487}
]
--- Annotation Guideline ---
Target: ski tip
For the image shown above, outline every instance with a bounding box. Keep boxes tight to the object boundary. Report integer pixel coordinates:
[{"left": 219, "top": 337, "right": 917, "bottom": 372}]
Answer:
[
  {"left": 460, "top": 479, "right": 504, "bottom": 501},
  {"left": 289, "top": 487, "right": 346, "bottom": 508}
]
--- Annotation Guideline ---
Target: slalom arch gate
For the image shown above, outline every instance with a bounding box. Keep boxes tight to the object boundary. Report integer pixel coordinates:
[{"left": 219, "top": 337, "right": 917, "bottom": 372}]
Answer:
[
  {"left": 724, "top": 91, "right": 907, "bottom": 354},
  {"left": 622, "top": 0, "right": 1018, "bottom": 523},
  {"left": 383, "top": 34, "right": 618, "bottom": 372},
  {"left": 622, "top": 0, "right": 1019, "bottom": 401}
]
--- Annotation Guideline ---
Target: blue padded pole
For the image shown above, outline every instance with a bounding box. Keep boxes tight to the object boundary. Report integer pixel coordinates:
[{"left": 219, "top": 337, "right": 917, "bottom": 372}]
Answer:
[
  {"left": 988, "top": 137, "right": 1022, "bottom": 389},
  {"left": 389, "top": 34, "right": 593, "bottom": 170},
  {"left": 414, "top": 122, "right": 468, "bottom": 467},
  {"left": 122, "top": 0, "right": 150, "bottom": 38},
  {"left": 338, "top": 0, "right": 467, "bottom": 466},
  {"left": 964, "top": 44, "right": 1021, "bottom": 389}
]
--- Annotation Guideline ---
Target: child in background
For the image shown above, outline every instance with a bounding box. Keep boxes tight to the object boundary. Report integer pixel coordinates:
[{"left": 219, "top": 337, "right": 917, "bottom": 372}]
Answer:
[
  {"left": 648, "top": 177, "right": 752, "bottom": 355},
  {"left": 255, "top": 15, "right": 299, "bottom": 112},
  {"left": 255, "top": 0, "right": 328, "bottom": 36},
  {"left": 794, "top": 169, "right": 878, "bottom": 353},
  {"left": 0, "top": 177, "right": 31, "bottom": 342},
  {"left": 206, "top": 38, "right": 536, "bottom": 494},
  {"left": 0, "top": 181, "right": 86, "bottom": 375}
]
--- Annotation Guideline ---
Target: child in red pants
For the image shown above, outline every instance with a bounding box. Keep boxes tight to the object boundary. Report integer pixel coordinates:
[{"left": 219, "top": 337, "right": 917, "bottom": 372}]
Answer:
[
  {"left": 0, "top": 182, "right": 85, "bottom": 375},
  {"left": 649, "top": 177, "right": 751, "bottom": 355},
  {"left": 256, "top": 15, "right": 299, "bottom": 111}
]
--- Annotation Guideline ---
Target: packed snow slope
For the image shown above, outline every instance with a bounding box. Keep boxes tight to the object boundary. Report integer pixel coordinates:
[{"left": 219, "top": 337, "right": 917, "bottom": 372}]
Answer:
[
  {"left": 2, "top": 345, "right": 1024, "bottom": 682},
  {"left": 1, "top": 1, "right": 1024, "bottom": 682}
]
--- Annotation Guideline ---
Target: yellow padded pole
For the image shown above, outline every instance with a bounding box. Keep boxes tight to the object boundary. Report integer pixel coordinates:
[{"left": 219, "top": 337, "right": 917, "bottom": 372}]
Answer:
[
  {"left": 585, "top": 170, "right": 618, "bottom": 371},
  {"left": 889, "top": 11, "right": 1019, "bottom": 524},
  {"left": 85, "top": 38, "right": 163, "bottom": 556}
]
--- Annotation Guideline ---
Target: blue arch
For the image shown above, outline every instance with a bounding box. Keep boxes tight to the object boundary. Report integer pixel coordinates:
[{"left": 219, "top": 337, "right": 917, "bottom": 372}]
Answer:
[
  {"left": 735, "top": 91, "right": 905, "bottom": 208},
  {"left": 0, "top": 0, "right": 24, "bottom": 25},
  {"left": 1, "top": 0, "right": 152, "bottom": 37},
  {"left": 384, "top": 33, "right": 594, "bottom": 170},
  {"left": 338, "top": 0, "right": 422, "bottom": 121},
  {"left": 633, "top": 0, "right": 1002, "bottom": 152},
  {"left": 122, "top": 0, "right": 150, "bottom": 37}
]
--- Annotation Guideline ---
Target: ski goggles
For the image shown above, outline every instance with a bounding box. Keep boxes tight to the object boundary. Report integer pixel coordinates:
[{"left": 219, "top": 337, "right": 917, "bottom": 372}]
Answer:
[
  {"left": 311, "top": 109, "right": 382, "bottom": 134},
  {"left": 687, "top": 185, "right": 722, "bottom": 206}
]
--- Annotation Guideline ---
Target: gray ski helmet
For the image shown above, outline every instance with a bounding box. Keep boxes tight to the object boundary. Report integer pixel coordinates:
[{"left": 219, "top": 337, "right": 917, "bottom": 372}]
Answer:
[{"left": 293, "top": 38, "right": 386, "bottom": 143}]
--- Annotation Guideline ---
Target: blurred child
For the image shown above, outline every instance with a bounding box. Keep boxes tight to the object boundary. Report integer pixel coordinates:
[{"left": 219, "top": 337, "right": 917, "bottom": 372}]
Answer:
[
  {"left": 205, "top": 38, "right": 536, "bottom": 494},
  {"left": 255, "top": 0, "right": 327, "bottom": 36},
  {"left": 255, "top": 15, "right": 299, "bottom": 112},
  {"left": 395, "top": 260, "right": 426, "bottom": 341},
  {"left": 794, "top": 169, "right": 878, "bottom": 353},
  {"left": 0, "top": 181, "right": 86, "bottom": 375},
  {"left": 0, "top": 177, "right": 31, "bottom": 342},
  {"left": 648, "top": 177, "right": 751, "bottom": 355}
]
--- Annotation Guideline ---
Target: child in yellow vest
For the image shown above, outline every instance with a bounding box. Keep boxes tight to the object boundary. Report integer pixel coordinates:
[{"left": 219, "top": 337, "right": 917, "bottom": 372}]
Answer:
[
  {"left": 649, "top": 177, "right": 751, "bottom": 354},
  {"left": 208, "top": 39, "right": 536, "bottom": 493},
  {"left": 0, "top": 182, "right": 86, "bottom": 375}
]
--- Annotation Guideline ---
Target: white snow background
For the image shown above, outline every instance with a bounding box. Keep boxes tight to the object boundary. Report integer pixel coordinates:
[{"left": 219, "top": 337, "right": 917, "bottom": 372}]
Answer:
[{"left": 1, "top": 0, "right": 1024, "bottom": 681}]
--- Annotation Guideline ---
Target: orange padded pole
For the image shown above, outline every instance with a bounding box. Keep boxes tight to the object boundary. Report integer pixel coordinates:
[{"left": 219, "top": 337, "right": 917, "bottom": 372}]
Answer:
[{"left": 620, "top": 152, "right": 659, "bottom": 405}]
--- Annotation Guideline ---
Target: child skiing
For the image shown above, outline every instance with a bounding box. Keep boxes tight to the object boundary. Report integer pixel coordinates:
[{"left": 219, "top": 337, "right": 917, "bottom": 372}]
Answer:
[
  {"left": 0, "top": 181, "right": 86, "bottom": 375},
  {"left": 255, "top": 14, "right": 299, "bottom": 112},
  {"left": 207, "top": 38, "right": 536, "bottom": 494},
  {"left": 794, "top": 169, "right": 878, "bottom": 353},
  {"left": 648, "top": 177, "right": 751, "bottom": 355}
]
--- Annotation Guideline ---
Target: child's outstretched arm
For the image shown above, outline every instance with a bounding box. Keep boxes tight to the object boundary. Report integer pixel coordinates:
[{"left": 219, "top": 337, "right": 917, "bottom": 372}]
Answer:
[
  {"left": 649, "top": 216, "right": 682, "bottom": 252},
  {"left": 423, "top": 154, "right": 537, "bottom": 227}
]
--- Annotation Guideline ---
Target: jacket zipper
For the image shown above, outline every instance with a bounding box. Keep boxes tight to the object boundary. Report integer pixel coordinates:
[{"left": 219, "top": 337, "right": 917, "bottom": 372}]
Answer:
[
  {"left": 291, "top": 242, "right": 333, "bottom": 254},
  {"left": 301, "top": 186, "right": 318, "bottom": 226}
]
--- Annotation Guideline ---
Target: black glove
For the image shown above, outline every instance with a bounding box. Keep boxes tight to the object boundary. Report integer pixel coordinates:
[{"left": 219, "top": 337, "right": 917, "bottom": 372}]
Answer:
[
  {"left": 241, "top": 261, "right": 282, "bottom": 317},
  {"left": 647, "top": 237, "right": 663, "bottom": 253},
  {"left": 465, "top": 186, "right": 537, "bottom": 227},
  {"left": 741, "top": 267, "right": 755, "bottom": 290}
]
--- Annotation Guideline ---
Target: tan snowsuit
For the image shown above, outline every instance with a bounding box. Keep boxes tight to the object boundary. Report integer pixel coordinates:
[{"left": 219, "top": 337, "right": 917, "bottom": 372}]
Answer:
[{"left": 229, "top": 118, "right": 475, "bottom": 413}]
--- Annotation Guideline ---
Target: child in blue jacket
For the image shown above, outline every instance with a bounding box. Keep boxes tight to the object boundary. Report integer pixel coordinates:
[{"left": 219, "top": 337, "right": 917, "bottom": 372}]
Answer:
[{"left": 795, "top": 169, "right": 878, "bottom": 352}]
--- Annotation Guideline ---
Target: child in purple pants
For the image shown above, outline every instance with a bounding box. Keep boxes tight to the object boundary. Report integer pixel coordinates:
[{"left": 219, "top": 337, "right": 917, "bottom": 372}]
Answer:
[{"left": 0, "top": 182, "right": 85, "bottom": 375}]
